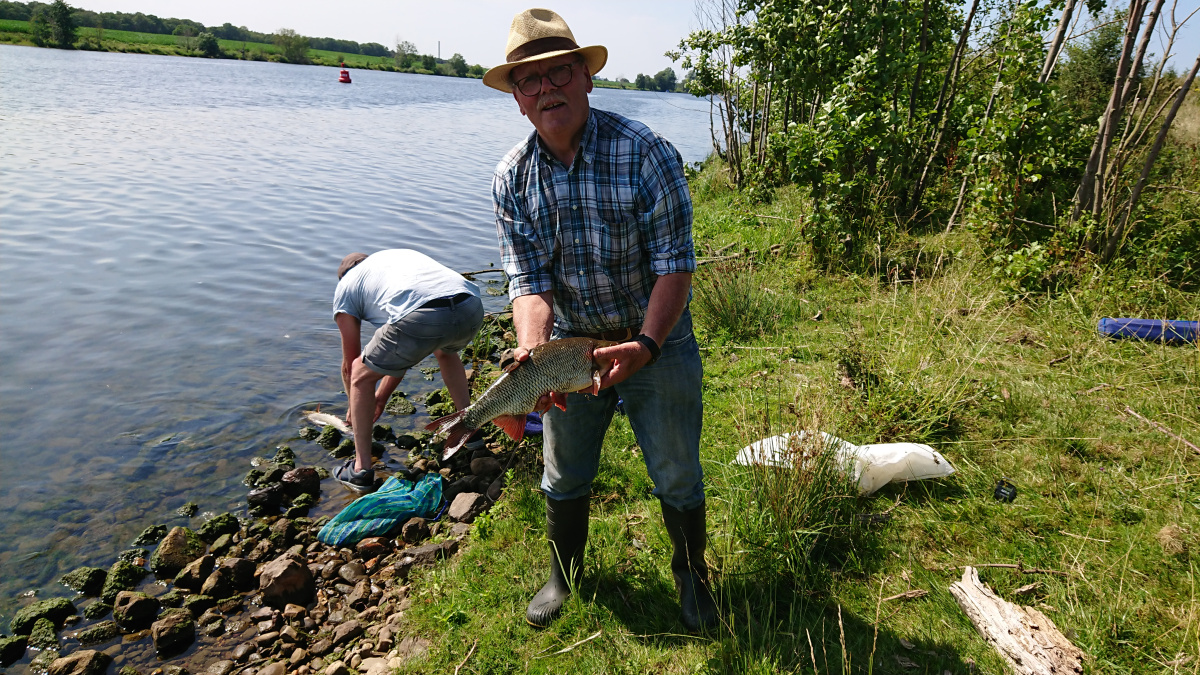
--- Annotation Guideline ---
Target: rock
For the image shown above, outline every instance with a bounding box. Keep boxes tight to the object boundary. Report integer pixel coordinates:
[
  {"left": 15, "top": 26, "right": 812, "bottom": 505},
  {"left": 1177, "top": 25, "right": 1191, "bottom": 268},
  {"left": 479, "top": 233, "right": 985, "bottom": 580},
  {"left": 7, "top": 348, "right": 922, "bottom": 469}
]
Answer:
[
  {"left": 182, "top": 594, "right": 216, "bottom": 617},
  {"left": 331, "top": 620, "right": 363, "bottom": 647},
  {"left": 269, "top": 519, "right": 296, "bottom": 549},
  {"left": 150, "top": 608, "right": 195, "bottom": 656},
  {"left": 289, "top": 648, "right": 308, "bottom": 667},
  {"left": 231, "top": 643, "right": 256, "bottom": 661},
  {"left": 117, "top": 548, "right": 149, "bottom": 564},
  {"left": 28, "top": 617, "right": 59, "bottom": 650},
  {"left": 74, "top": 620, "right": 120, "bottom": 647},
  {"left": 10, "top": 597, "right": 77, "bottom": 634},
  {"left": 197, "top": 513, "right": 241, "bottom": 543},
  {"left": 47, "top": 649, "right": 111, "bottom": 675},
  {"left": 280, "top": 625, "right": 300, "bottom": 643},
  {"left": 176, "top": 502, "right": 199, "bottom": 518},
  {"left": 112, "top": 591, "right": 160, "bottom": 629},
  {"left": 60, "top": 567, "right": 108, "bottom": 596},
  {"left": 259, "top": 555, "right": 315, "bottom": 608},
  {"left": 346, "top": 581, "right": 370, "bottom": 609},
  {"left": 394, "top": 434, "right": 419, "bottom": 449},
  {"left": 338, "top": 562, "right": 368, "bottom": 585},
  {"left": 132, "top": 525, "right": 169, "bottom": 547},
  {"left": 83, "top": 602, "right": 112, "bottom": 620},
  {"left": 282, "top": 468, "right": 321, "bottom": 498},
  {"left": 150, "top": 527, "right": 207, "bottom": 578},
  {"left": 470, "top": 457, "right": 502, "bottom": 478},
  {"left": 299, "top": 427, "right": 320, "bottom": 441},
  {"left": 158, "top": 590, "right": 184, "bottom": 608},
  {"left": 247, "top": 539, "right": 275, "bottom": 562},
  {"left": 31, "top": 648, "right": 61, "bottom": 671},
  {"left": 487, "top": 475, "right": 505, "bottom": 502},
  {"left": 209, "top": 533, "right": 235, "bottom": 557},
  {"left": 205, "top": 661, "right": 235, "bottom": 675},
  {"left": 283, "top": 604, "right": 306, "bottom": 621},
  {"left": 356, "top": 537, "right": 391, "bottom": 560},
  {"left": 442, "top": 477, "right": 474, "bottom": 503},
  {"left": 448, "top": 492, "right": 487, "bottom": 523},
  {"left": 162, "top": 667, "right": 187, "bottom": 675},
  {"left": 395, "top": 541, "right": 458, "bottom": 571},
  {"left": 0, "top": 635, "right": 28, "bottom": 667},
  {"left": 393, "top": 636, "right": 430, "bottom": 662},
  {"left": 100, "top": 560, "right": 147, "bottom": 604},
  {"left": 255, "top": 631, "right": 280, "bottom": 647},
  {"left": 248, "top": 484, "right": 285, "bottom": 510},
  {"left": 257, "top": 662, "right": 286, "bottom": 675},
  {"left": 400, "top": 518, "right": 430, "bottom": 544},
  {"left": 117, "top": 666, "right": 141, "bottom": 675},
  {"left": 450, "top": 523, "right": 472, "bottom": 539},
  {"left": 323, "top": 661, "right": 349, "bottom": 675},
  {"left": 360, "top": 657, "right": 389, "bottom": 675},
  {"left": 316, "top": 426, "right": 342, "bottom": 450},
  {"left": 174, "top": 554, "right": 216, "bottom": 591},
  {"left": 309, "top": 639, "right": 332, "bottom": 657}
]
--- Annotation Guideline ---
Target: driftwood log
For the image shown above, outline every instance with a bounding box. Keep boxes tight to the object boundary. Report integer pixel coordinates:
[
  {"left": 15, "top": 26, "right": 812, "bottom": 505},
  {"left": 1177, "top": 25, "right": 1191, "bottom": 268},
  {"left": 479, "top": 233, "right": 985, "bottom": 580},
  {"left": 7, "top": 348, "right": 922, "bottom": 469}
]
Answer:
[{"left": 949, "top": 566, "right": 1083, "bottom": 675}]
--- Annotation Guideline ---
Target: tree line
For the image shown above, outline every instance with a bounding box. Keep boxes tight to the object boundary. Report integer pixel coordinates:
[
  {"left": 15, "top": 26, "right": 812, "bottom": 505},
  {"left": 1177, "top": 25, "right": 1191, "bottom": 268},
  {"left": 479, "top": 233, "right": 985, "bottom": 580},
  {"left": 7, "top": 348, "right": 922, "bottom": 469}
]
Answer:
[{"left": 672, "top": 0, "right": 1198, "bottom": 287}]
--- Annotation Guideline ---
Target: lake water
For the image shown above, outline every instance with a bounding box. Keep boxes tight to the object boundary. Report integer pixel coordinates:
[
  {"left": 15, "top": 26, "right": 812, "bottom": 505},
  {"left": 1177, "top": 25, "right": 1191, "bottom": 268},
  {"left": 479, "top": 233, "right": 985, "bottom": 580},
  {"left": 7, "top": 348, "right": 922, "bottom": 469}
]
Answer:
[{"left": 0, "top": 45, "right": 712, "bottom": 638}]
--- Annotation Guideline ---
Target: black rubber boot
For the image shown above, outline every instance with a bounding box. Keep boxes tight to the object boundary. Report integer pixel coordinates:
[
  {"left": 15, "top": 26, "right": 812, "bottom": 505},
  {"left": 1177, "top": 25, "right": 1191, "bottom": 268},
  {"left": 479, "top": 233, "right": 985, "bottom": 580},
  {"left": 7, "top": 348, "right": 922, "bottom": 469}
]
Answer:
[
  {"left": 661, "top": 501, "right": 719, "bottom": 632},
  {"left": 526, "top": 494, "right": 589, "bottom": 627}
]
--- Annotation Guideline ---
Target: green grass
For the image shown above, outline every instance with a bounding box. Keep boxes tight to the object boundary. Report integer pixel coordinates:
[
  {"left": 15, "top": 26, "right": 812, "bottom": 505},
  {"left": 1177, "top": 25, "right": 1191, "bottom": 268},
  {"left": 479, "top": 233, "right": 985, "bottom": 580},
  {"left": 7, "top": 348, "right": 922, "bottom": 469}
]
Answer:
[{"left": 384, "top": 166, "right": 1198, "bottom": 673}]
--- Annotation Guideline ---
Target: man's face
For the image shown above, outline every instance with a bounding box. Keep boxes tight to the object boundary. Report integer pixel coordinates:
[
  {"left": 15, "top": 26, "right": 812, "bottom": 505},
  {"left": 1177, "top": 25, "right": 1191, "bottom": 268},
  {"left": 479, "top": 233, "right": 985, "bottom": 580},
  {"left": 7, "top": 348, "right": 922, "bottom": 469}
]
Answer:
[{"left": 510, "top": 53, "right": 593, "bottom": 147}]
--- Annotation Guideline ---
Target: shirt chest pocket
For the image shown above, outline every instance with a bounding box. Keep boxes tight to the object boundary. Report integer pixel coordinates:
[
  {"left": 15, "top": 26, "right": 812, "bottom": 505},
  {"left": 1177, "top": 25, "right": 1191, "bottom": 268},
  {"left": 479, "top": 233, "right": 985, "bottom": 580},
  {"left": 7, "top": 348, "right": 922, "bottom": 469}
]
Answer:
[{"left": 589, "top": 185, "right": 641, "bottom": 273}]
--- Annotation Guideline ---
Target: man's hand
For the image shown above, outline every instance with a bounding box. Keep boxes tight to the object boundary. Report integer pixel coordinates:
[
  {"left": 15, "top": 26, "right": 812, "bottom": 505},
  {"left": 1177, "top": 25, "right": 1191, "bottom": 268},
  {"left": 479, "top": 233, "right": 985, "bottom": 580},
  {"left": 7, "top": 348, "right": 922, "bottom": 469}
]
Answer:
[
  {"left": 594, "top": 341, "right": 653, "bottom": 389},
  {"left": 509, "top": 347, "right": 568, "bottom": 412}
]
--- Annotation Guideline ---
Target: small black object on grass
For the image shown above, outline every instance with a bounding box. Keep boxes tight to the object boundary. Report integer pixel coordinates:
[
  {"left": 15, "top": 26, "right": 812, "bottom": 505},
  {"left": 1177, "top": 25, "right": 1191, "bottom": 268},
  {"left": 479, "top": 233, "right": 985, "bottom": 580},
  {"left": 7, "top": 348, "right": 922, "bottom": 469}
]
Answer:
[{"left": 994, "top": 477, "right": 1017, "bottom": 503}]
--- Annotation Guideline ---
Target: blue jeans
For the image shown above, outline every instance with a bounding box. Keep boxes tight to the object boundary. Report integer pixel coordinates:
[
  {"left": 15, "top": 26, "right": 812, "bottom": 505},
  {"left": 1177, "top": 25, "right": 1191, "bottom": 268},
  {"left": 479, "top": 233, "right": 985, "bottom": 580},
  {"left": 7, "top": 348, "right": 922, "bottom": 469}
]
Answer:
[{"left": 541, "top": 309, "right": 705, "bottom": 510}]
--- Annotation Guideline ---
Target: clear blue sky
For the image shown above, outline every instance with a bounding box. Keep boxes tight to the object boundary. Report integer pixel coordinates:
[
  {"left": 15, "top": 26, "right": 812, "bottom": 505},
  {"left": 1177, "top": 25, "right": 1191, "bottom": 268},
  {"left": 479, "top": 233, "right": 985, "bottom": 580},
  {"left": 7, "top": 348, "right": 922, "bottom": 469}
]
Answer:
[
  {"left": 72, "top": 0, "right": 1198, "bottom": 77},
  {"left": 74, "top": 0, "right": 701, "bottom": 80}
]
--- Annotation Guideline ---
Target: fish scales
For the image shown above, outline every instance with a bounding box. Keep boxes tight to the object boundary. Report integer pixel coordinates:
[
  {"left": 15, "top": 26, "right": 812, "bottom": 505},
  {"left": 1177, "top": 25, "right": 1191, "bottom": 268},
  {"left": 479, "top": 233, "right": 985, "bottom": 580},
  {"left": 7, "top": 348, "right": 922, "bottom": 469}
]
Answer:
[{"left": 461, "top": 338, "right": 599, "bottom": 428}]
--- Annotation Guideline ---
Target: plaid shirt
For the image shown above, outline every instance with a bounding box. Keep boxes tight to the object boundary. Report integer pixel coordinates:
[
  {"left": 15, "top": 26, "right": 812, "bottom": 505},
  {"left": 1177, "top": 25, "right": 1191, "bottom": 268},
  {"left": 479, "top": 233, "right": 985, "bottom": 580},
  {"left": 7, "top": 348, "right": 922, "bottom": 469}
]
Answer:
[{"left": 492, "top": 108, "right": 695, "bottom": 333}]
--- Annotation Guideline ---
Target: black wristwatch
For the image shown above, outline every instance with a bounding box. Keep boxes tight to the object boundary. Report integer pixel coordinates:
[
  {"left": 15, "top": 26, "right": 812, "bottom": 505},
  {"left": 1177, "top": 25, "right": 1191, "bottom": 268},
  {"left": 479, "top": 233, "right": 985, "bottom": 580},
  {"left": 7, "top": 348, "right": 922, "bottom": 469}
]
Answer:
[{"left": 633, "top": 334, "right": 661, "bottom": 365}]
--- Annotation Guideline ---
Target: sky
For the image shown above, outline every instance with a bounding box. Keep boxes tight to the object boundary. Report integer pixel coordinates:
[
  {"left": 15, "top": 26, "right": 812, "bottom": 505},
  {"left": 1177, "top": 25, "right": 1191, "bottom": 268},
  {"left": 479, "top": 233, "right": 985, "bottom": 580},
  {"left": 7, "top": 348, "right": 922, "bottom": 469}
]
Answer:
[{"left": 73, "top": 0, "right": 702, "bottom": 80}]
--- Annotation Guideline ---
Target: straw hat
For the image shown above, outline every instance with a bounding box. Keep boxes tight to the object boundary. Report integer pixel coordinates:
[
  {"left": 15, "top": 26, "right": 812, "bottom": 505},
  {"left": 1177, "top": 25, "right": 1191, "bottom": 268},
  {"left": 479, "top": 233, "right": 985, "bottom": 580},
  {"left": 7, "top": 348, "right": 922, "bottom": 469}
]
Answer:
[{"left": 483, "top": 8, "right": 607, "bottom": 93}]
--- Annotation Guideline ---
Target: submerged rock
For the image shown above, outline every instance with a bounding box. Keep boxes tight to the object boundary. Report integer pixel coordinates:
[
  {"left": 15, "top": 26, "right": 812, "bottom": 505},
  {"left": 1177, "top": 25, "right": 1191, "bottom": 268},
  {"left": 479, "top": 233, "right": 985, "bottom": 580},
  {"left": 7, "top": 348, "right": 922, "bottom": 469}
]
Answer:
[
  {"left": 100, "top": 559, "right": 148, "bottom": 603},
  {"left": 150, "top": 527, "right": 206, "bottom": 578},
  {"left": 82, "top": 602, "right": 111, "bottom": 620},
  {"left": 74, "top": 620, "right": 120, "bottom": 647},
  {"left": 0, "top": 634, "right": 27, "bottom": 667},
  {"left": 28, "top": 617, "right": 59, "bottom": 650},
  {"left": 10, "top": 597, "right": 76, "bottom": 635},
  {"left": 47, "top": 649, "right": 111, "bottom": 675},
  {"left": 176, "top": 502, "right": 199, "bottom": 518},
  {"left": 272, "top": 445, "right": 297, "bottom": 467},
  {"left": 299, "top": 427, "right": 321, "bottom": 441},
  {"left": 60, "top": 567, "right": 107, "bottom": 597},
  {"left": 197, "top": 513, "right": 240, "bottom": 543},
  {"left": 316, "top": 426, "right": 342, "bottom": 450},
  {"left": 116, "top": 548, "right": 149, "bottom": 564},
  {"left": 132, "top": 525, "right": 169, "bottom": 547},
  {"left": 331, "top": 439, "right": 355, "bottom": 459}
]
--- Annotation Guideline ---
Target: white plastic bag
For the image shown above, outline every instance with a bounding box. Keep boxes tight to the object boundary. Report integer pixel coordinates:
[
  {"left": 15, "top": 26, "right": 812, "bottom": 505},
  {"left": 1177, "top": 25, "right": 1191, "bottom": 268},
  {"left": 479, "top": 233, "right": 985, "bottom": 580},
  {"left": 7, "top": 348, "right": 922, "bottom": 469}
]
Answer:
[{"left": 733, "top": 431, "right": 955, "bottom": 495}]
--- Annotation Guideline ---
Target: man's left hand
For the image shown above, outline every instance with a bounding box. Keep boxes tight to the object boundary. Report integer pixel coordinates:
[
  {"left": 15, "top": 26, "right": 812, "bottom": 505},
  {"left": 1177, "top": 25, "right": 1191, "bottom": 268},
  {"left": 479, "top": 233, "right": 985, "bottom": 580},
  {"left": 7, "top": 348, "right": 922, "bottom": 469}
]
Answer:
[{"left": 594, "top": 341, "right": 654, "bottom": 389}]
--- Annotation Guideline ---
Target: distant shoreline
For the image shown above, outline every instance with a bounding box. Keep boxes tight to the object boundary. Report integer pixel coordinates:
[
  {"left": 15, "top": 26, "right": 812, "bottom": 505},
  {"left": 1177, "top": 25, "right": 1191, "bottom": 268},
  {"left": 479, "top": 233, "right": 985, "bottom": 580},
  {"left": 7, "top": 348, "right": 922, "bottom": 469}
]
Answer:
[{"left": 0, "top": 20, "right": 666, "bottom": 92}]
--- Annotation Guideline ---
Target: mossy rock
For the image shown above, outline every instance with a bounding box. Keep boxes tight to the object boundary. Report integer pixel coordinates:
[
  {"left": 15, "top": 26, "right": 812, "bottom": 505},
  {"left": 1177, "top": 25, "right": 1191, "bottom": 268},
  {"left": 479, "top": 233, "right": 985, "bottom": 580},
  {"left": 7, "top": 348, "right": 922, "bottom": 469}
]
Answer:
[
  {"left": 373, "top": 423, "right": 394, "bottom": 440},
  {"left": 209, "top": 533, "right": 234, "bottom": 556},
  {"left": 385, "top": 394, "right": 416, "bottom": 415},
  {"left": 119, "top": 666, "right": 143, "bottom": 675},
  {"left": 298, "top": 426, "right": 320, "bottom": 441},
  {"left": 0, "top": 634, "right": 28, "bottom": 667},
  {"left": 425, "top": 389, "right": 445, "bottom": 406},
  {"left": 182, "top": 594, "right": 216, "bottom": 617},
  {"left": 149, "top": 527, "right": 206, "bottom": 578},
  {"left": 197, "top": 513, "right": 240, "bottom": 543},
  {"left": 271, "top": 445, "right": 296, "bottom": 467},
  {"left": 132, "top": 524, "right": 169, "bottom": 547},
  {"left": 316, "top": 425, "right": 342, "bottom": 450},
  {"left": 100, "top": 559, "right": 148, "bottom": 604},
  {"left": 29, "top": 647, "right": 59, "bottom": 671},
  {"left": 10, "top": 597, "right": 76, "bottom": 635},
  {"left": 158, "top": 590, "right": 184, "bottom": 608},
  {"left": 75, "top": 619, "right": 120, "bottom": 647},
  {"left": 395, "top": 433, "right": 420, "bottom": 449},
  {"left": 175, "top": 502, "right": 199, "bottom": 518},
  {"left": 117, "top": 548, "right": 149, "bottom": 564},
  {"left": 243, "top": 469, "right": 264, "bottom": 487},
  {"left": 290, "top": 493, "right": 318, "bottom": 509},
  {"left": 60, "top": 567, "right": 107, "bottom": 596},
  {"left": 247, "top": 520, "right": 271, "bottom": 539},
  {"left": 427, "top": 400, "right": 456, "bottom": 418},
  {"left": 83, "top": 601, "right": 112, "bottom": 620},
  {"left": 330, "top": 438, "right": 355, "bottom": 459},
  {"left": 28, "top": 617, "right": 59, "bottom": 650}
]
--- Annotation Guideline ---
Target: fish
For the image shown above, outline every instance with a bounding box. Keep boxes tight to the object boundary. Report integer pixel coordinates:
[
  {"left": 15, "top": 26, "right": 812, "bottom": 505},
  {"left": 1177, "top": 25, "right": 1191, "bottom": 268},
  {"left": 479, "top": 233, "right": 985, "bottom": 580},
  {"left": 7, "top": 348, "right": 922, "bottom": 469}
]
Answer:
[
  {"left": 426, "top": 337, "right": 613, "bottom": 458},
  {"left": 303, "top": 410, "right": 351, "bottom": 435}
]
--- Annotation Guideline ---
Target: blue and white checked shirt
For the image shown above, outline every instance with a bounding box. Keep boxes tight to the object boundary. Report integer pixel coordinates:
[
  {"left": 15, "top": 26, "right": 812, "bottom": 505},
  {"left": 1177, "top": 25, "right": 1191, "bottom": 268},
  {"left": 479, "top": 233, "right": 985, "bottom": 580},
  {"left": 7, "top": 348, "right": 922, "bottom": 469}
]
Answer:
[{"left": 492, "top": 108, "right": 695, "bottom": 333}]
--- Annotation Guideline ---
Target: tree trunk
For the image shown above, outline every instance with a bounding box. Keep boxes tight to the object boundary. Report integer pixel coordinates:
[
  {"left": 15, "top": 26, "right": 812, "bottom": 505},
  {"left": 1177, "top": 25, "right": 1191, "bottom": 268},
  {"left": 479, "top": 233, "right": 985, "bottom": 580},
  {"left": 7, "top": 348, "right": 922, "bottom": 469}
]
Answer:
[
  {"left": 1040, "top": 0, "right": 1079, "bottom": 84},
  {"left": 945, "top": 48, "right": 1007, "bottom": 233},
  {"left": 908, "top": 0, "right": 932, "bottom": 125},
  {"left": 748, "top": 78, "right": 760, "bottom": 159},
  {"left": 758, "top": 66, "right": 774, "bottom": 166},
  {"left": 1120, "top": 0, "right": 1165, "bottom": 108},
  {"left": 1102, "top": 52, "right": 1200, "bottom": 263}
]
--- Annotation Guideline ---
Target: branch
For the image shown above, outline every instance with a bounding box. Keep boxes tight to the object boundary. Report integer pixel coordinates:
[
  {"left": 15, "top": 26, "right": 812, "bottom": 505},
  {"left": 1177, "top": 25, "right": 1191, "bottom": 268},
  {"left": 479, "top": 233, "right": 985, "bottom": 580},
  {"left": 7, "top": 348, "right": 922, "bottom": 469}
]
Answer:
[{"left": 1124, "top": 405, "right": 1200, "bottom": 453}]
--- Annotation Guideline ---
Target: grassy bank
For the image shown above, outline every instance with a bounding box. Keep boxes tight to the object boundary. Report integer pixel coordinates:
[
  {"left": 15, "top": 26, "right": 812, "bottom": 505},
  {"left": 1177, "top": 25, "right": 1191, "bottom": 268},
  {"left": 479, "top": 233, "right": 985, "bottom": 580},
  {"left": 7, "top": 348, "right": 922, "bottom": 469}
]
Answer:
[{"left": 376, "top": 163, "right": 1197, "bottom": 673}]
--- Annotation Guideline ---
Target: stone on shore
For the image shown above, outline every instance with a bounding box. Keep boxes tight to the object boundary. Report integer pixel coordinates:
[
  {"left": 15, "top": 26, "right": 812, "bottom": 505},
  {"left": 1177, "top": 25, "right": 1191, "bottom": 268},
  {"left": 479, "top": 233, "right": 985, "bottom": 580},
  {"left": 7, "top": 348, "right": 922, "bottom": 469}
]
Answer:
[
  {"left": 100, "top": 559, "right": 148, "bottom": 604},
  {"left": 173, "top": 554, "right": 215, "bottom": 591},
  {"left": 259, "top": 554, "right": 315, "bottom": 608},
  {"left": 10, "top": 597, "right": 76, "bottom": 635},
  {"left": 448, "top": 492, "right": 487, "bottom": 523},
  {"left": 112, "top": 591, "right": 160, "bottom": 629},
  {"left": 281, "top": 467, "right": 321, "bottom": 497},
  {"left": 0, "top": 634, "right": 28, "bottom": 667},
  {"left": 28, "top": 618, "right": 59, "bottom": 650},
  {"left": 151, "top": 608, "right": 196, "bottom": 656},
  {"left": 47, "top": 649, "right": 111, "bottom": 675},
  {"left": 60, "top": 567, "right": 108, "bottom": 597},
  {"left": 132, "top": 524, "right": 169, "bottom": 547},
  {"left": 150, "top": 527, "right": 207, "bottom": 578},
  {"left": 74, "top": 619, "right": 120, "bottom": 647},
  {"left": 197, "top": 513, "right": 241, "bottom": 543},
  {"left": 201, "top": 557, "right": 255, "bottom": 597}
]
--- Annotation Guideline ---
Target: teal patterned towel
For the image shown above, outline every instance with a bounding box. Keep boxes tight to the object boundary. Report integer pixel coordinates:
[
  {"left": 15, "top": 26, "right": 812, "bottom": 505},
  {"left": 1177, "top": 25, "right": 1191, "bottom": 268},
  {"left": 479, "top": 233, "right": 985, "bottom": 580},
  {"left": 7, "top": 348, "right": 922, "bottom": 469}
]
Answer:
[{"left": 317, "top": 472, "right": 443, "bottom": 547}]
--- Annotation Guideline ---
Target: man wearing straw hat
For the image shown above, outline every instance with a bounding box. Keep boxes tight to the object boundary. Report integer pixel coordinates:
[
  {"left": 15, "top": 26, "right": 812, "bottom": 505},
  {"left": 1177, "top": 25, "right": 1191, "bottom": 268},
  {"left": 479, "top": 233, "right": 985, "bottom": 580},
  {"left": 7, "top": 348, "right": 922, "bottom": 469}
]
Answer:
[{"left": 485, "top": 8, "right": 717, "bottom": 632}]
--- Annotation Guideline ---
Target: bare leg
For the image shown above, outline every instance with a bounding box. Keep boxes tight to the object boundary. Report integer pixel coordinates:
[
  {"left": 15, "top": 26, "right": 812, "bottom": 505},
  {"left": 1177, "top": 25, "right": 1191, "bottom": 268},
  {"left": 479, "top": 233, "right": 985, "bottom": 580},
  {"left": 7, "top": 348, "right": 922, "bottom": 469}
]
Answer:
[
  {"left": 434, "top": 349, "right": 471, "bottom": 410},
  {"left": 349, "top": 359, "right": 383, "bottom": 472}
]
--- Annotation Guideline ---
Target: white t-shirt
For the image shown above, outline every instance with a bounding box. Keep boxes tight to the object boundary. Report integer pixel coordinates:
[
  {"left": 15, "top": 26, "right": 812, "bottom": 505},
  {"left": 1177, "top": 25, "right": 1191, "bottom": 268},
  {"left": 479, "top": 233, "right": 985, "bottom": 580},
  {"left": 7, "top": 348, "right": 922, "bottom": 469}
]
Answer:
[{"left": 332, "top": 249, "right": 479, "bottom": 327}]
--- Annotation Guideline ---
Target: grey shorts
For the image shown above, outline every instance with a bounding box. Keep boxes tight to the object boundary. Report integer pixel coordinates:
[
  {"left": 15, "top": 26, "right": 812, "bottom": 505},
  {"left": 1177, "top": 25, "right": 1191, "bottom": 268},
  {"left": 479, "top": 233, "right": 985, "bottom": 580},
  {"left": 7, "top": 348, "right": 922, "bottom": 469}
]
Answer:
[{"left": 361, "top": 294, "right": 484, "bottom": 377}]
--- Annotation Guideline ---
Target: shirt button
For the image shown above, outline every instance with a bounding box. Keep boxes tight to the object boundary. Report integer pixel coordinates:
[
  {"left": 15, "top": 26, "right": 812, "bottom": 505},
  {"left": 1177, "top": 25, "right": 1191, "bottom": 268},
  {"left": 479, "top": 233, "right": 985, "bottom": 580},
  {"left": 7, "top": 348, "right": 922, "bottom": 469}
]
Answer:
[
  {"left": 578, "top": 270, "right": 584, "bottom": 275},
  {"left": 574, "top": 238, "right": 580, "bottom": 243},
  {"left": 584, "top": 301, "right": 590, "bottom": 306},
  {"left": 572, "top": 205, "right": 578, "bottom": 210}
]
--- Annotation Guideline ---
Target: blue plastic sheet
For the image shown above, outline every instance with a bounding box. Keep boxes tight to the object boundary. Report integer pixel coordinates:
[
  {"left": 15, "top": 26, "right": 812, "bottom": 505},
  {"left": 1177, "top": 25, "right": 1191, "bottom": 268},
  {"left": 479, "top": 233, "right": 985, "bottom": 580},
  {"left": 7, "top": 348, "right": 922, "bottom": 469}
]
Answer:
[
  {"left": 1098, "top": 318, "right": 1198, "bottom": 344},
  {"left": 317, "top": 472, "right": 443, "bottom": 547}
]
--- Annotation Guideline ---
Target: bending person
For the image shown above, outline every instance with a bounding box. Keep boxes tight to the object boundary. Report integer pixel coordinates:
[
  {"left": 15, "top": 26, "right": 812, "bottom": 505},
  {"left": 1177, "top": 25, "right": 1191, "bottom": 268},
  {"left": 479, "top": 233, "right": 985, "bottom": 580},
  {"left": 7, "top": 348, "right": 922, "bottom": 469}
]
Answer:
[{"left": 332, "top": 249, "right": 484, "bottom": 491}]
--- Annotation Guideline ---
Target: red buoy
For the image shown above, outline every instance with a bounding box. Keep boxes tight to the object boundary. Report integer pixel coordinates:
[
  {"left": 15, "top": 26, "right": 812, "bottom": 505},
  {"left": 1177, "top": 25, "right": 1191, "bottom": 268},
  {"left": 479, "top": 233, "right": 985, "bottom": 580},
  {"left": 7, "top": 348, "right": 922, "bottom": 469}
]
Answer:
[{"left": 338, "top": 63, "right": 351, "bottom": 83}]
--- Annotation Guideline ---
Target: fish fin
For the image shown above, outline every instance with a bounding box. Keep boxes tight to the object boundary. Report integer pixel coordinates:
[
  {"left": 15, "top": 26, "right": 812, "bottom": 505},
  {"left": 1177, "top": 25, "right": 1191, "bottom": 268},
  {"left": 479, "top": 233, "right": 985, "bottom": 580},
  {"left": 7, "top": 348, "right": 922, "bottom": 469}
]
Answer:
[
  {"left": 425, "top": 409, "right": 468, "bottom": 433},
  {"left": 592, "top": 370, "right": 602, "bottom": 396},
  {"left": 492, "top": 414, "right": 527, "bottom": 443},
  {"left": 441, "top": 427, "right": 473, "bottom": 460}
]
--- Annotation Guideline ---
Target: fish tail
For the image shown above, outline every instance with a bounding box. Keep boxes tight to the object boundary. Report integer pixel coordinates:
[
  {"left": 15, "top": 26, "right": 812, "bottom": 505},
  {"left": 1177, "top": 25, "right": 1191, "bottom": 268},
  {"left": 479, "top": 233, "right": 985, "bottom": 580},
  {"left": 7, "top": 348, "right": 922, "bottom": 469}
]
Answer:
[{"left": 428, "top": 409, "right": 475, "bottom": 460}]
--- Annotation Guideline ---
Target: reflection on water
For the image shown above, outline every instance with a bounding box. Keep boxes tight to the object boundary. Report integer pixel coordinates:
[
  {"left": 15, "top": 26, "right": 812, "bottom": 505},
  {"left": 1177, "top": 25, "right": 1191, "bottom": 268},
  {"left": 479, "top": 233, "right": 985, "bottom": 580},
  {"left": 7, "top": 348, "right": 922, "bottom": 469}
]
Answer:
[{"left": 0, "top": 43, "right": 711, "bottom": 636}]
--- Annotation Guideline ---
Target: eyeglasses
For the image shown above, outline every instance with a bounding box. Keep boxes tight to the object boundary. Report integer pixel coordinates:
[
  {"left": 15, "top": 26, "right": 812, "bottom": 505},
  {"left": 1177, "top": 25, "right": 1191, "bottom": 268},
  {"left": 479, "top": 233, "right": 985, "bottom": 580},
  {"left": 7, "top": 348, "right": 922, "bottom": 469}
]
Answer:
[{"left": 513, "top": 62, "right": 576, "bottom": 97}]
